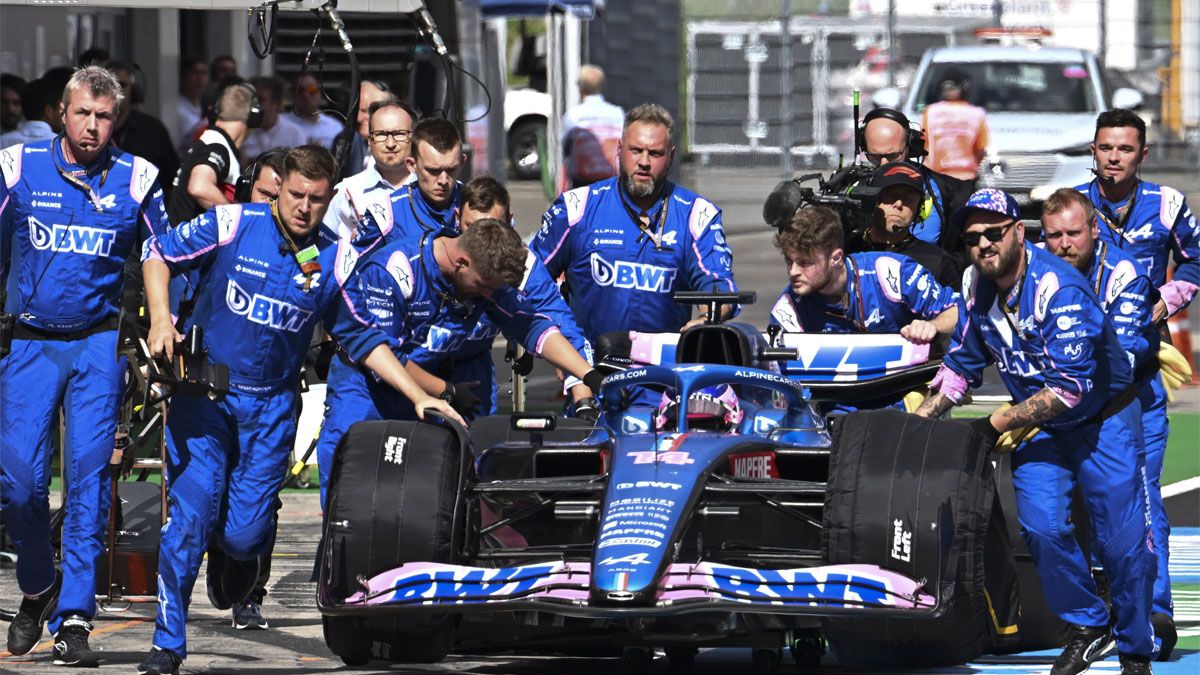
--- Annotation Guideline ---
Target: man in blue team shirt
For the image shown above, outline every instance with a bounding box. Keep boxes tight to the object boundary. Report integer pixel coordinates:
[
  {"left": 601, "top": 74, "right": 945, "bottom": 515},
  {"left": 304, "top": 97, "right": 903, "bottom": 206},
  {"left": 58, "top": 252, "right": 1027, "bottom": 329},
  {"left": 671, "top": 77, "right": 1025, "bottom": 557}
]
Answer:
[
  {"left": 315, "top": 217, "right": 603, "bottom": 507},
  {"left": 531, "top": 103, "right": 737, "bottom": 342},
  {"left": 1076, "top": 108, "right": 1199, "bottom": 324},
  {"left": 135, "top": 145, "right": 460, "bottom": 675},
  {"left": 0, "top": 66, "right": 169, "bottom": 667},
  {"left": 915, "top": 189, "right": 1155, "bottom": 675},
  {"left": 1042, "top": 187, "right": 1176, "bottom": 661}
]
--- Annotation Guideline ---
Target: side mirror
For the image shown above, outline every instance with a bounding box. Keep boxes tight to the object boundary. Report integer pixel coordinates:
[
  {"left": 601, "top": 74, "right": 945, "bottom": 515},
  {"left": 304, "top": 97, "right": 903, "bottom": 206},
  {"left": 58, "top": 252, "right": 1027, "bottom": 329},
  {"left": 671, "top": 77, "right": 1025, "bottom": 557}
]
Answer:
[
  {"left": 872, "top": 87, "right": 902, "bottom": 110},
  {"left": 1111, "top": 87, "right": 1144, "bottom": 110}
]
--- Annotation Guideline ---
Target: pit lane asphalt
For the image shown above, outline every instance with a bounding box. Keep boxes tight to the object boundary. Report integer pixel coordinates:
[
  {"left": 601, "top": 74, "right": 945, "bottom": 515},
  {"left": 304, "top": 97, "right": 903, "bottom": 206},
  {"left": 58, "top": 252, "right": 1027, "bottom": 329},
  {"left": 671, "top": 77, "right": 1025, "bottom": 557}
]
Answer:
[{"left": 2, "top": 166, "right": 1196, "bottom": 673}]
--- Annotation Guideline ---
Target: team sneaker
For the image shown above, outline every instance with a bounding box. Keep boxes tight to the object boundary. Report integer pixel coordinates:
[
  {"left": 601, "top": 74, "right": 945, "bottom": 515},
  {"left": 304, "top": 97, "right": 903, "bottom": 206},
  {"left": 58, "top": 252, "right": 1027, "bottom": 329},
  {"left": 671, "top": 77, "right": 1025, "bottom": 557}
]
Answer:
[
  {"left": 1119, "top": 653, "right": 1153, "bottom": 675},
  {"left": 136, "top": 647, "right": 182, "bottom": 675},
  {"left": 6, "top": 571, "right": 62, "bottom": 655},
  {"left": 231, "top": 598, "right": 268, "bottom": 630},
  {"left": 1151, "top": 613, "right": 1176, "bottom": 662},
  {"left": 1050, "top": 624, "right": 1115, "bottom": 675},
  {"left": 51, "top": 615, "right": 99, "bottom": 667}
]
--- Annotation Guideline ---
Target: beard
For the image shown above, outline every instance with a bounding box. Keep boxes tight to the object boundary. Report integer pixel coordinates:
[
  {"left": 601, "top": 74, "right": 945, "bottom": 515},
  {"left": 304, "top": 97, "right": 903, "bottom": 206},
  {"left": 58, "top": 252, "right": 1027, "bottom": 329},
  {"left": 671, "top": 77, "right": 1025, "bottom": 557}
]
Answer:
[
  {"left": 973, "top": 239, "right": 1022, "bottom": 280},
  {"left": 1057, "top": 248, "right": 1093, "bottom": 274},
  {"left": 620, "top": 167, "right": 657, "bottom": 199}
]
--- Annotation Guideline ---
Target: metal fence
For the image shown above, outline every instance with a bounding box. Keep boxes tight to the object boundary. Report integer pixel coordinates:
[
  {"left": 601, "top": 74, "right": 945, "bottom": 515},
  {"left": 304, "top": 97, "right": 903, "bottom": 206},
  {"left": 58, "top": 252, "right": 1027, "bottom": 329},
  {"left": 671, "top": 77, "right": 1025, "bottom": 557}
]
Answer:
[{"left": 685, "top": 16, "right": 985, "bottom": 170}]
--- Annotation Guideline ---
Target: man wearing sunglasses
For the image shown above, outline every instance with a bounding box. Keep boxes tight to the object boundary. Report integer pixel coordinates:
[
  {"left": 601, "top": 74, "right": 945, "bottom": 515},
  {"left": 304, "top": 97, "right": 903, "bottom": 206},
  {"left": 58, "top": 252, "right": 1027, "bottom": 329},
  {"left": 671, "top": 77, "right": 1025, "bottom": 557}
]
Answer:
[
  {"left": 915, "top": 188, "right": 1155, "bottom": 675},
  {"left": 1042, "top": 187, "right": 1177, "bottom": 661},
  {"left": 321, "top": 99, "right": 415, "bottom": 246},
  {"left": 288, "top": 72, "right": 343, "bottom": 149}
]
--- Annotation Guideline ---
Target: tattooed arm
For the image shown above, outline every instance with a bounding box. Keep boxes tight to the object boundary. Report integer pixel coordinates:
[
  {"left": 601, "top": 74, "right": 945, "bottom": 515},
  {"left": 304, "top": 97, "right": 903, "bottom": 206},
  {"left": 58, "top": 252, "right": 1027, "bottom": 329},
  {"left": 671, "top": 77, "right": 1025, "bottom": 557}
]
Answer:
[
  {"left": 914, "top": 391, "right": 955, "bottom": 418},
  {"left": 988, "top": 388, "right": 1068, "bottom": 432}
]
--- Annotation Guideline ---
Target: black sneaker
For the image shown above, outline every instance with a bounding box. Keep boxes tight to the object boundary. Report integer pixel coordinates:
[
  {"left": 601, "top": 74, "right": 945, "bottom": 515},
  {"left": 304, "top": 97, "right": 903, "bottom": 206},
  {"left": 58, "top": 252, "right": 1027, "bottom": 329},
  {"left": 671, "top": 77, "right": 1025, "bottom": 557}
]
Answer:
[
  {"left": 6, "top": 571, "right": 62, "bottom": 655},
  {"left": 231, "top": 598, "right": 268, "bottom": 630},
  {"left": 51, "top": 615, "right": 99, "bottom": 667},
  {"left": 136, "top": 647, "right": 182, "bottom": 675},
  {"left": 1050, "top": 624, "right": 1114, "bottom": 675},
  {"left": 1119, "top": 653, "right": 1153, "bottom": 675},
  {"left": 205, "top": 545, "right": 228, "bottom": 610},
  {"left": 1151, "top": 613, "right": 1176, "bottom": 662}
]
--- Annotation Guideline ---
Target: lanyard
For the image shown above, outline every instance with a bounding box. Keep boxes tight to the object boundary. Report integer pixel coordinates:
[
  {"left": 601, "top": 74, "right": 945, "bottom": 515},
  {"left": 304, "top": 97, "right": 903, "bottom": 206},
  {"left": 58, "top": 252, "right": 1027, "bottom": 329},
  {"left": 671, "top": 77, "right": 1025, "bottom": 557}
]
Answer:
[
  {"left": 998, "top": 247, "right": 1032, "bottom": 337},
  {"left": 52, "top": 137, "right": 110, "bottom": 212},
  {"left": 617, "top": 183, "right": 671, "bottom": 249},
  {"left": 408, "top": 183, "right": 454, "bottom": 234},
  {"left": 1093, "top": 179, "right": 1139, "bottom": 248},
  {"left": 270, "top": 201, "right": 321, "bottom": 292},
  {"left": 1089, "top": 240, "right": 1107, "bottom": 298}
]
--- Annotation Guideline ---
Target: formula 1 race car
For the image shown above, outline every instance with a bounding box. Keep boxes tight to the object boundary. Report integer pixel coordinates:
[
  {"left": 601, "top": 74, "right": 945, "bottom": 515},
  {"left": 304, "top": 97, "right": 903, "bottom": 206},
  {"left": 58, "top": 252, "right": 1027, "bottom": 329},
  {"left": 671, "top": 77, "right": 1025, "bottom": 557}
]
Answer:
[{"left": 316, "top": 293, "right": 1067, "bottom": 672}]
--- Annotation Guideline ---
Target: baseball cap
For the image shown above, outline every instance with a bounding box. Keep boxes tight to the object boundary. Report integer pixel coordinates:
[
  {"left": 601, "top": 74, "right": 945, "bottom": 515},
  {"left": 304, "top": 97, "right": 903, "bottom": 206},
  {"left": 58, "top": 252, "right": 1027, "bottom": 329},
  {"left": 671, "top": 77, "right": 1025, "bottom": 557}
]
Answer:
[
  {"left": 871, "top": 161, "right": 924, "bottom": 196},
  {"left": 954, "top": 188, "right": 1020, "bottom": 228}
]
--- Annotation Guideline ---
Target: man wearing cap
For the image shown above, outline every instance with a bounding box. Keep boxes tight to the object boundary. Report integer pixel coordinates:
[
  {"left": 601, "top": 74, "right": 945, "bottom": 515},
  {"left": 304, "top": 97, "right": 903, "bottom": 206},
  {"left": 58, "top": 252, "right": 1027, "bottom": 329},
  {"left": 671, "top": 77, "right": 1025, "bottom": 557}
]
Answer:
[
  {"left": 1042, "top": 187, "right": 1177, "bottom": 661},
  {"left": 851, "top": 160, "right": 961, "bottom": 290},
  {"left": 920, "top": 69, "right": 989, "bottom": 184},
  {"left": 915, "top": 188, "right": 1155, "bottom": 675}
]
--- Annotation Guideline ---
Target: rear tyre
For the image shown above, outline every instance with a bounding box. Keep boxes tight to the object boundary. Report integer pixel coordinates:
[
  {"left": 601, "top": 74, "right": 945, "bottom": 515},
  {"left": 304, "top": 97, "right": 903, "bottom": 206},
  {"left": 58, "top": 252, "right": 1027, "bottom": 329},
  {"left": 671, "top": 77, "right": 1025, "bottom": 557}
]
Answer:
[
  {"left": 821, "top": 409, "right": 995, "bottom": 669},
  {"left": 508, "top": 118, "right": 545, "bottom": 180},
  {"left": 319, "top": 420, "right": 468, "bottom": 665},
  {"left": 752, "top": 647, "right": 782, "bottom": 674}
]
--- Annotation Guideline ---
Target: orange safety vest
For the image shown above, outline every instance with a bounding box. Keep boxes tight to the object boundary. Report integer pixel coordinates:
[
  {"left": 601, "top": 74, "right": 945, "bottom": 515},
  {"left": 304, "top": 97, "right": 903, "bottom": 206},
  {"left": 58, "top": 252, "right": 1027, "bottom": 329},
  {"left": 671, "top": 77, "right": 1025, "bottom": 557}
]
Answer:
[{"left": 922, "top": 101, "right": 989, "bottom": 182}]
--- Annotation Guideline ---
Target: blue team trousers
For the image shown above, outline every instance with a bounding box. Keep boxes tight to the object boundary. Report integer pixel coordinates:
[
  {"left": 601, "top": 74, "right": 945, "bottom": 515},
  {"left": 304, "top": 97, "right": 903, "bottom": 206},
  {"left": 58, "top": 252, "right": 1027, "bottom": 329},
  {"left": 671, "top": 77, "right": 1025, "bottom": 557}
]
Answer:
[
  {"left": 0, "top": 330, "right": 122, "bottom": 632},
  {"left": 151, "top": 387, "right": 297, "bottom": 657},
  {"left": 1013, "top": 399, "right": 1155, "bottom": 656},
  {"left": 1139, "top": 377, "right": 1171, "bottom": 617}
]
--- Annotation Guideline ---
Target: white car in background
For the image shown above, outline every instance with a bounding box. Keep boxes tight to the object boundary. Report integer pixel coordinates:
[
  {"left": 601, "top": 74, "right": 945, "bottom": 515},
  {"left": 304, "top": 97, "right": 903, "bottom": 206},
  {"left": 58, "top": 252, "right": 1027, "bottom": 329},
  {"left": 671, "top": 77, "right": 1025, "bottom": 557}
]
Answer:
[{"left": 875, "top": 44, "right": 1144, "bottom": 206}]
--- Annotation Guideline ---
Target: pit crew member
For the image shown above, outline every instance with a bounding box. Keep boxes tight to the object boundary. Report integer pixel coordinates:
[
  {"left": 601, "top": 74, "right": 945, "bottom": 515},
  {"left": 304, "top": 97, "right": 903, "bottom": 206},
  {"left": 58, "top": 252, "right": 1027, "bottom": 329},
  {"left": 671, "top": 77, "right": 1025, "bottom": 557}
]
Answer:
[
  {"left": 315, "top": 219, "right": 604, "bottom": 507},
  {"left": 1075, "top": 108, "right": 1198, "bottom": 324},
  {"left": 135, "top": 145, "right": 460, "bottom": 675},
  {"left": 914, "top": 188, "right": 1155, "bottom": 675},
  {"left": 531, "top": 102, "right": 737, "bottom": 342},
  {"left": 1042, "top": 187, "right": 1175, "bottom": 660},
  {"left": 0, "top": 66, "right": 169, "bottom": 667}
]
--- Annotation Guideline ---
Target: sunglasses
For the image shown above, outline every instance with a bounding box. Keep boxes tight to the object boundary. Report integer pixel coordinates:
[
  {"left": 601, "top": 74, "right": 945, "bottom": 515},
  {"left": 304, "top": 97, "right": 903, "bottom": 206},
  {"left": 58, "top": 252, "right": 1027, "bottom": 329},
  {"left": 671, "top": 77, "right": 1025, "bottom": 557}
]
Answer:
[
  {"left": 297, "top": 84, "right": 320, "bottom": 95},
  {"left": 962, "top": 221, "right": 1017, "bottom": 247}
]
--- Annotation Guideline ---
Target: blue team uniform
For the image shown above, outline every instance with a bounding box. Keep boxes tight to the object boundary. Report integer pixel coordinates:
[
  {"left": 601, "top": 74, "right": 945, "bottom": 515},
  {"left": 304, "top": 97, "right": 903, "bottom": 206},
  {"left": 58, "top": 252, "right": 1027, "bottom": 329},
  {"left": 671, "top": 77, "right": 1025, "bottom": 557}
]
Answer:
[
  {"left": 934, "top": 242, "right": 1155, "bottom": 657},
  {"left": 335, "top": 179, "right": 461, "bottom": 255},
  {"left": 1081, "top": 240, "right": 1173, "bottom": 622},
  {"left": 0, "top": 138, "right": 167, "bottom": 633},
  {"left": 315, "top": 233, "right": 565, "bottom": 506},
  {"left": 1076, "top": 178, "right": 1200, "bottom": 317},
  {"left": 768, "top": 251, "right": 957, "bottom": 411},
  {"left": 768, "top": 251, "right": 957, "bottom": 334},
  {"left": 142, "top": 203, "right": 368, "bottom": 657},
  {"left": 531, "top": 177, "right": 737, "bottom": 340}
]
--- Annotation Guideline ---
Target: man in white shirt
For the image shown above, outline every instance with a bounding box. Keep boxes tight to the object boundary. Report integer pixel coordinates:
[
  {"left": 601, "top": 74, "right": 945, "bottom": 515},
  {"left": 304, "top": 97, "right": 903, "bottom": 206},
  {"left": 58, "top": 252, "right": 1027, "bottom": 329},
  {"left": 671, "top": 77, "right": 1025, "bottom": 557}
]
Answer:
[
  {"left": 287, "top": 72, "right": 343, "bottom": 150},
  {"left": 175, "top": 56, "right": 208, "bottom": 153},
  {"left": 0, "top": 77, "right": 62, "bottom": 149},
  {"left": 560, "top": 64, "right": 624, "bottom": 188},
  {"left": 321, "top": 98, "right": 416, "bottom": 243},
  {"left": 241, "top": 76, "right": 307, "bottom": 161}
]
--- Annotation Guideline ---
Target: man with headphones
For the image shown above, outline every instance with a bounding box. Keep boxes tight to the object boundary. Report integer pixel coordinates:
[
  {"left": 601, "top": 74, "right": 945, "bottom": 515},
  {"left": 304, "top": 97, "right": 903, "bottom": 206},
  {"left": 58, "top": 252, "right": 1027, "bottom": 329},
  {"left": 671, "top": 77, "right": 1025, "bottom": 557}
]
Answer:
[
  {"left": 106, "top": 61, "right": 179, "bottom": 197},
  {"left": 851, "top": 161, "right": 961, "bottom": 290},
  {"left": 166, "top": 81, "right": 262, "bottom": 226},
  {"left": 859, "top": 107, "right": 973, "bottom": 253}
]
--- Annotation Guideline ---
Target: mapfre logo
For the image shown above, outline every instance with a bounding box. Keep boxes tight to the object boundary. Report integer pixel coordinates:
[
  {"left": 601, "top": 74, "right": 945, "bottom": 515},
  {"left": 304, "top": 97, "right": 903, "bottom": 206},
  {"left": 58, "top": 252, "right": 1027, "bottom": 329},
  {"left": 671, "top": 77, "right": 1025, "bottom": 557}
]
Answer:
[
  {"left": 28, "top": 216, "right": 116, "bottom": 256},
  {"left": 589, "top": 253, "right": 676, "bottom": 292},
  {"left": 225, "top": 279, "right": 312, "bottom": 332}
]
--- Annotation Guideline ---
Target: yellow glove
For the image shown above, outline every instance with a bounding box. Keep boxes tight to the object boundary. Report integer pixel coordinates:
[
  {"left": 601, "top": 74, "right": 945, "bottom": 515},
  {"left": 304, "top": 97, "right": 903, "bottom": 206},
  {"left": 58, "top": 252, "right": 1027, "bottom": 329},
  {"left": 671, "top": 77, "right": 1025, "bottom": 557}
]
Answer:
[
  {"left": 1159, "top": 342, "right": 1193, "bottom": 391},
  {"left": 990, "top": 403, "right": 1039, "bottom": 454},
  {"left": 903, "top": 389, "right": 926, "bottom": 413}
]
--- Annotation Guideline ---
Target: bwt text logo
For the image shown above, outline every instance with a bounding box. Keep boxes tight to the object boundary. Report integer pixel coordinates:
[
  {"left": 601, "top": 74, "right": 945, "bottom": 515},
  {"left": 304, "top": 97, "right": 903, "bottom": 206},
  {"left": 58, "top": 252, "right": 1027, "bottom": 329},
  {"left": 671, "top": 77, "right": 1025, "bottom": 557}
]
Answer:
[
  {"left": 29, "top": 217, "right": 116, "bottom": 257},
  {"left": 590, "top": 253, "right": 677, "bottom": 293},
  {"left": 226, "top": 279, "right": 312, "bottom": 332}
]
